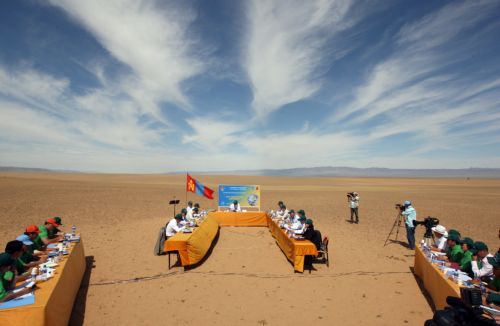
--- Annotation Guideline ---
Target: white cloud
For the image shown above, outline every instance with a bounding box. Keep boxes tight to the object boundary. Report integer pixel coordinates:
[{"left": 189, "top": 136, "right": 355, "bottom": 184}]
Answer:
[
  {"left": 244, "top": 0, "right": 354, "bottom": 119},
  {"left": 48, "top": 0, "right": 205, "bottom": 115}
]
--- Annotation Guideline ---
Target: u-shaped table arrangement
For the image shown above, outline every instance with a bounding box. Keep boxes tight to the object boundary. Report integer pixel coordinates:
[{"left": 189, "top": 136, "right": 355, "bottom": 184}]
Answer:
[{"left": 164, "top": 212, "right": 319, "bottom": 273}]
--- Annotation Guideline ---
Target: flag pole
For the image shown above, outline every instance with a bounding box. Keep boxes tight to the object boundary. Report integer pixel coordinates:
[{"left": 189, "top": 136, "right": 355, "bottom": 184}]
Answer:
[{"left": 185, "top": 172, "right": 188, "bottom": 207}]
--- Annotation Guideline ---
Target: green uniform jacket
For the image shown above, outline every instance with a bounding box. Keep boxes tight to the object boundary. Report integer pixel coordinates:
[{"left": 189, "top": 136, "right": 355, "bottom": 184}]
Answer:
[
  {"left": 447, "top": 244, "right": 463, "bottom": 263},
  {"left": 459, "top": 250, "right": 473, "bottom": 277}
]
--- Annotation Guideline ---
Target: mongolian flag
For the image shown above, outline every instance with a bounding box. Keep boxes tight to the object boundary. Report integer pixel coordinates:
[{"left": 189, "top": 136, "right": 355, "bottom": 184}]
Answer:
[{"left": 186, "top": 174, "right": 214, "bottom": 199}]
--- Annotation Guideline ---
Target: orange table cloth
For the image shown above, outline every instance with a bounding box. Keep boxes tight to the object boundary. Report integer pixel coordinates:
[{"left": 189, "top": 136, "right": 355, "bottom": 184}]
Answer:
[
  {"left": 0, "top": 240, "right": 86, "bottom": 326},
  {"left": 413, "top": 246, "right": 461, "bottom": 309},
  {"left": 208, "top": 211, "right": 268, "bottom": 226},
  {"left": 266, "top": 216, "right": 318, "bottom": 272},
  {"left": 164, "top": 216, "right": 219, "bottom": 266}
]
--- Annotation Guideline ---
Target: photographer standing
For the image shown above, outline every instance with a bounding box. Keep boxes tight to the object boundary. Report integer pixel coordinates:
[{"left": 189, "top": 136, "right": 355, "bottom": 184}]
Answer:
[
  {"left": 348, "top": 192, "right": 360, "bottom": 224},
  {"left": 401, "top": 200, "right": 417, "bottom": 250}
]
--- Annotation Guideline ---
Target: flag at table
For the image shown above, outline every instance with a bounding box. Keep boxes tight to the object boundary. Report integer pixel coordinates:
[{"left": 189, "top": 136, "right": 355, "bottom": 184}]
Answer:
[{"left": 186, "top": 174, "right": 214, "bottom": 199}]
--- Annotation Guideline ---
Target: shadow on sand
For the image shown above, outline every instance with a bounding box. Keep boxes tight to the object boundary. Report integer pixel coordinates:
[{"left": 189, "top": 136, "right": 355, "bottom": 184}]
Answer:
[
  {"left": 409, "top": 266, "right": 436, "bottom": 312},
  {"left": 68, "top": 256, "right": 95, "bottom": 326}
]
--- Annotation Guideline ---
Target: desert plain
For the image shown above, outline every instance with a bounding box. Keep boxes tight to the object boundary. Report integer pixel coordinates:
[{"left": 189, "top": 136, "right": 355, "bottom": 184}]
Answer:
[{"left": 0, "top": 173, "right": 499, "bottom": 325}]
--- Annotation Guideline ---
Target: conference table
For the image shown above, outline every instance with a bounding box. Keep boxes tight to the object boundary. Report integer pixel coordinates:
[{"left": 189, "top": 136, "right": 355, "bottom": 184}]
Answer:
[
  {"left": 413, "top": 246, "right": 461, "bottom": 309},
  {"left": 0, "top": 240, "right": 86, "bottom": 326},
  {"left": 164, "top": 212, "right": 318, "bottom": 273}
]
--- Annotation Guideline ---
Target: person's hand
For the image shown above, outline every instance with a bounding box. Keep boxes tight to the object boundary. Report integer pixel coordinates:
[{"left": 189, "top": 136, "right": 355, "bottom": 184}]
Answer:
[{"left": 472, "top": 255, "right": 478, "bottom": 261}]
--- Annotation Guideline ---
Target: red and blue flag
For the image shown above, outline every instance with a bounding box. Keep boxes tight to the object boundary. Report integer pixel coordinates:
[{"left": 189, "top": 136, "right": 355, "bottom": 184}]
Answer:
[{"left": 186, "top": 174, "right": 214, "bottom": 199}]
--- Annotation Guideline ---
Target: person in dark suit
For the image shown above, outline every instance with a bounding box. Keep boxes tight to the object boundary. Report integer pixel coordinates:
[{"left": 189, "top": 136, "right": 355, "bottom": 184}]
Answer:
[{"left": 303, "top": 219, "right": 322, "bottom": 267}]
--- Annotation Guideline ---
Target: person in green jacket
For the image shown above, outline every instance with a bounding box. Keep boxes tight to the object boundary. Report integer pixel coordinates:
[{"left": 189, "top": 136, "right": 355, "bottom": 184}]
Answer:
[
  {"left": 459, "top": 237, "right": 474, "bottom": 277},
  {"left": 487, "top": 254, "right": 500, "bottom": 291},
  {"left": 438, "top": 232, "right": 463, "bottom": 263},
  {"left": 36, "top": 218, "right": 62, "bottom": 246},
  {"left": 0, "top": 253, "right": 32, "bottom": 303}
]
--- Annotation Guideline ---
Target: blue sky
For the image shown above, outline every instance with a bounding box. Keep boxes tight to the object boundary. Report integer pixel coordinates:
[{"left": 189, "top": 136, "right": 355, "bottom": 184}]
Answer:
[{"left": 0, "top": 0, "right": 499, "bottom": 172}]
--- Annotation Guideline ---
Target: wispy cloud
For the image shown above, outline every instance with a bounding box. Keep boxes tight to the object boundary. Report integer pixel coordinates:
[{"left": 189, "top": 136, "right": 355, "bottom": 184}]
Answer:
[
  {"left": 244, "top": 0, "right": 354, "bottom": 119},
  {"left": 48, "top": 0, "right": 205, "bottom": 114}
]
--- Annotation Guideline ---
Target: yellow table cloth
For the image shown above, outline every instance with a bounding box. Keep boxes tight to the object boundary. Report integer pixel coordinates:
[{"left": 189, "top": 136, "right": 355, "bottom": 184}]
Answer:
[
  {"left": 164, "top": 216, "right": 219, "bottom": 266},
  {"left": 208, "top": 211, "right": 268, "bottom": 226},
  {"left": 266, "top": 216, "right": 318, "bottom": 272},
  {"left": 413, "top": 246, "right": 461, "bottom": 309},
  {"left": 0, "top": 240, "right": 86, "bottom": 326}
]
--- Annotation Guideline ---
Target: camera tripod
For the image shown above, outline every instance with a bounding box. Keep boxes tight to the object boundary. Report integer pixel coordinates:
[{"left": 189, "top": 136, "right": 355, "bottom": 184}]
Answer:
[{"left": 383, "top": 212, "right": 404, "bottom": 247}]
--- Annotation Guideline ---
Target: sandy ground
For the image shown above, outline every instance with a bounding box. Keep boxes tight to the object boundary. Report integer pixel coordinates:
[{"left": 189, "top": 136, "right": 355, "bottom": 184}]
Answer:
[{"left": 1, "top": 173, "right": 499, "bottom": 325}]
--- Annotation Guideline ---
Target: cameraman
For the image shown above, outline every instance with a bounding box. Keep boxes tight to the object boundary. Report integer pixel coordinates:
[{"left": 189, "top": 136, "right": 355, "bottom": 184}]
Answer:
[
  {"left": 348, "top": 192, "right": 360, "bottom": 224},
  {"left": 401, "top": 200, "right": 416, "bottom": 250}
]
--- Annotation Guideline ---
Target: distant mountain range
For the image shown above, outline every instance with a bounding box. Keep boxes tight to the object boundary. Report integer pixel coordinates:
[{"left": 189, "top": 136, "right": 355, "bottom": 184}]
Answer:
[
  {"left": 1, "top": 166, "right": 500, "bottom": 177},
  {"left": 182, "top": 166, "right": 500, "bottom": 178}
]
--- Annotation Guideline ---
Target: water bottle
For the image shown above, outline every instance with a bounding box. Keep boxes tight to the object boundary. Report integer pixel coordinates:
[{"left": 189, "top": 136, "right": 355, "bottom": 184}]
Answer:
[
  {"left": 31, "top": 267, "right": 38, "bottom": 282},
  {"left": 72, "top": 225, "right": 76, "bottom": 236}
]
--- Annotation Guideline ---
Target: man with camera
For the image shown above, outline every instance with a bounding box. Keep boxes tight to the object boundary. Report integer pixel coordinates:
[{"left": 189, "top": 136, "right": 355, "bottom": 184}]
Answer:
[
  {"left": 401, "top": 200, "right": 417, "bottom": 250},
  {"left": 347, "top": 192, "right": 360, "bottom": 224}
]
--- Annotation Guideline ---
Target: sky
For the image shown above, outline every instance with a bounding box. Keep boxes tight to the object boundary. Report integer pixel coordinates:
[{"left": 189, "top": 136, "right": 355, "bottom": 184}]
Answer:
[{"left": 0, "top": 0, "right": 499, "bottom": 173}]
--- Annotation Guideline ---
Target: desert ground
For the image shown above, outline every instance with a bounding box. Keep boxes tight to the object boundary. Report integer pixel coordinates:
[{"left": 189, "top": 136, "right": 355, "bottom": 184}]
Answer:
[{"left": 0, "top": 173, "right": 499, "bottom": 325}]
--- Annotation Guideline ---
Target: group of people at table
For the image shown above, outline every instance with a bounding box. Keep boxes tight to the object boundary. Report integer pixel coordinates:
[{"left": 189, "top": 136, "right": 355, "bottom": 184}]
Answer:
[
  {"left": 429, "top": 224, "right": 500, "bottom": 306},
  {"left": 0, "top": 217, "right": 65, "bottom": 303},
  {"left": 165, "top": 202, "right": 203, "bottom": 238}
]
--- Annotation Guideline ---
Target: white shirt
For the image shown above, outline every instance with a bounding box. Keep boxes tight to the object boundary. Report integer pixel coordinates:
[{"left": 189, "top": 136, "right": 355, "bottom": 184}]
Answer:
[
  {"left": 471, "top": 254, "right": 494, "bottom": 279},
  {"left": 293, "top": 223, "right": 306, "bottom": 235},
  {"left": 276, "top": 209, "right": 289, "bottom": 220},
  {"left": 433, "top": 235, "right": 448, "bottom": 251},
  {"left": 186, "top": 206, "right": 193, "bottom": 214},
  {"left": 349, "top": 196, "right": 359, "bottom": 209},
  {"left": 165, "top": 219, "right": 185, "bottom": 237},
  {"left": 229, "top": 203, "right": 241, "bottom": 212}
]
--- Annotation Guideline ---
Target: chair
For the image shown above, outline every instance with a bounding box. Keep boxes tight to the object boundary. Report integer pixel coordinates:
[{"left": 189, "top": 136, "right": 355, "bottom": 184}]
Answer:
[{"left": 318, "top": 236, "right": 329, "bottom": 267}]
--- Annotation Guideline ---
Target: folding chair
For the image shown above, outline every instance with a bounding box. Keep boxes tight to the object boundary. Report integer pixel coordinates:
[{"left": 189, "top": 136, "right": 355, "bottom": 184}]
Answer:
[{"left": 318, "top": 236, "right": 329, "bottom": 267}]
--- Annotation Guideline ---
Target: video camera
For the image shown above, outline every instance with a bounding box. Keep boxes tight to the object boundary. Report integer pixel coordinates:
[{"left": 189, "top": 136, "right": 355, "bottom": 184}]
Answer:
[
  {"left": 413, "top": 216, "right": 440, "bottom": 238},
  {"left": 424, "top": 289, "right": 497, "bottom": 326},
  {"left": 395, "top": 203, "right": 407, "bottom": 212}
]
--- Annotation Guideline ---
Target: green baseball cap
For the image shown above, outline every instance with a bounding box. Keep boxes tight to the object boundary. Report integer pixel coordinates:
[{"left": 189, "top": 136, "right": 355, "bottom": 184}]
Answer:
[
  {"left": 54, "top": 217, "right": 63, "bottom": 225},
  {"left": 473, "top": 241, "right": 488, "bottom": 251},
  {"left": 305, "top": 219, "right": 313, "bottom": 225},
  {"left": 174, "top": 214, "right": 183, "bottom": 220},
  {"left": 181, "top": 208, "right": 187, "bottom": 214},
  {"left": 297, "top": 209, "right": 305, "bottom": 216},
  {"left": 298, "top": 216, "right": 306, "bottom": 222},
  {"left": 448, "top": 229, "right": 461, "bottom": 238},
  {"left": 447, "top": 233, "right": 460, "bottom": 242},
  {"left": 459, "top": 237, "right": 474, "bottom": 247},
  {"left": 0, "top": 252, "right": 14, "bottom": 267}
]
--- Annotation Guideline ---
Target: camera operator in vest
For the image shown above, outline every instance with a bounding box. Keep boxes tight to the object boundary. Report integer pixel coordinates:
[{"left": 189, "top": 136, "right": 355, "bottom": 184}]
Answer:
[{"left": 401, "top": 200, "right": 417, "bottom": 250}]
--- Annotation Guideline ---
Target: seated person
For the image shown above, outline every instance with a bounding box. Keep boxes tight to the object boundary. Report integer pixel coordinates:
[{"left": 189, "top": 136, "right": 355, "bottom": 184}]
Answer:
[
  {"left": 51, "top": 217, "right": 64, "bottom": 238},
  {"left": 24, "top": 225, "right": 46, "bottom": 256},
  {"left": 3, "top": 241, "right": 30, "bottom": 282},
  {"left": 285, "top": 209, "right": 296, "bottom": 224},
  {"left": 458, "top": 237, "right": 474, "bottom": 276},
  {"left": 186, "top": 201, "right": 194, "bottom": 215},
  {"left": 290, "top": 216, "right": 307, "bottom": 235},
  {"left": 472, "top": 241, "right": 494, "bottom": 282},
  {"left": 165, "top": 214, "right": 187, "bottom": 239},
  {"left": 275, "top": 204, "right": 289, "bottom": 221},
  {"left": 0, "top": 253, "right": 33, "bottom": 303},
  {"left": 36, "top": 219, "right": 62, "bottom": 246},
  {"left": 431, "top": 225, "right": 448, "bottom": 252},
  {"left": 229, "top": 200, "right": 241, "bottom": 212},
  {"left": 15, "top": 235, "right": 45, "bottom": 271},
  {"left": 303, "top": 219, "right": 322, "bottom": 250},
  {"left": 487, "top": 254, "right": 500, "bottom": 291},
  {"left": 447, "top": 233, "right": 463, "bottom": 263}
]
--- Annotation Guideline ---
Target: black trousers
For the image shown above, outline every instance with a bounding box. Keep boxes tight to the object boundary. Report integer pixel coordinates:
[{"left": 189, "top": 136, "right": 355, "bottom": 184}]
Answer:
[{"left": 350, "top": 207, "right": 359, "bottom": 222}]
